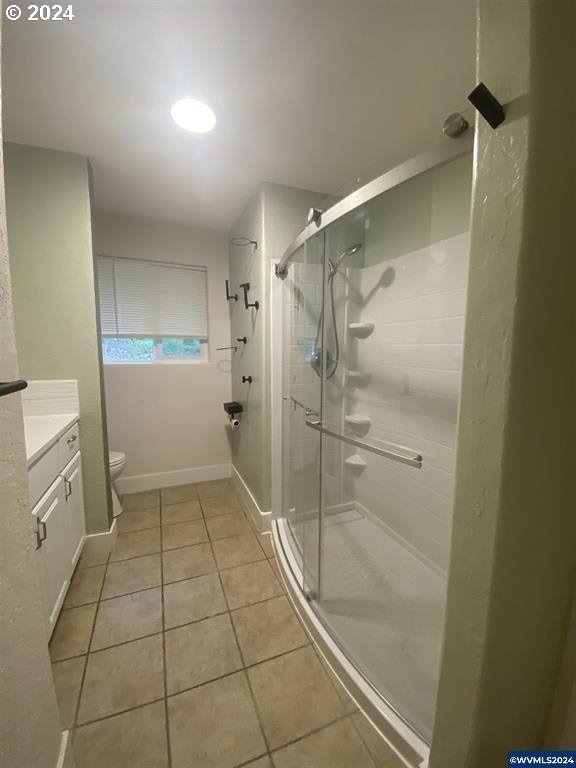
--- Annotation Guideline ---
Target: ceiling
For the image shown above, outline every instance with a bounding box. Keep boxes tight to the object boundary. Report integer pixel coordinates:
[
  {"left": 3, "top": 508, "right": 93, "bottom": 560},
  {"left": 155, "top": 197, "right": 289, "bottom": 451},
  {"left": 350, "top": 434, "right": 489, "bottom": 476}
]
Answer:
[{"left": 2, "top": 1, "right": 476, "bottom": 230}]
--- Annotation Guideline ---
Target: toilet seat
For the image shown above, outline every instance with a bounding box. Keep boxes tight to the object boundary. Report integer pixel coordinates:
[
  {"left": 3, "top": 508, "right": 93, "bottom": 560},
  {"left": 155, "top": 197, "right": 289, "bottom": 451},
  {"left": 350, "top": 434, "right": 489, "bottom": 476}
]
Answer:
[
  {"left": 109, "top": 450, "right": 126, "bottom": 468},
  {"left": 108, "top": 450, "right": 126, "bottom": 518}
]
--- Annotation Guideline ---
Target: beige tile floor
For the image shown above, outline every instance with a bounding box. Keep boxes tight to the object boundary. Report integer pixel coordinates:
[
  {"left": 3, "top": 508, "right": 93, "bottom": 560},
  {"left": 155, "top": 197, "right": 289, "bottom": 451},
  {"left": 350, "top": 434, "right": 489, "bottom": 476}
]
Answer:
[{"left": 49, "top": 478, "right": 403, "bottom": 768}]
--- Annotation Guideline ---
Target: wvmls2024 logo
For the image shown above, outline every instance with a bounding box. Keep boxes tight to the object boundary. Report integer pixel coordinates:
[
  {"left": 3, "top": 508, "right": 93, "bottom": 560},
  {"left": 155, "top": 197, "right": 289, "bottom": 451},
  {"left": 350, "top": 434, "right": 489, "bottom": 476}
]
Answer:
[{"left": 508, "top": 752, "right": 576, "bottom": 765}]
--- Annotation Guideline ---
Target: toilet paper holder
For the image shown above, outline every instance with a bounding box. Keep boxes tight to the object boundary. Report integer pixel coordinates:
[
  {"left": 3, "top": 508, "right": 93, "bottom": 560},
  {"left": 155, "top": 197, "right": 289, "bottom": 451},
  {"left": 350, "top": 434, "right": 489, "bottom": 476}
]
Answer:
[
  {"left": 224, "top": 401, "right": 243, "bottom": 430},
  {"left": 223, "top": 401, "right": 243, "bottom": 417}
]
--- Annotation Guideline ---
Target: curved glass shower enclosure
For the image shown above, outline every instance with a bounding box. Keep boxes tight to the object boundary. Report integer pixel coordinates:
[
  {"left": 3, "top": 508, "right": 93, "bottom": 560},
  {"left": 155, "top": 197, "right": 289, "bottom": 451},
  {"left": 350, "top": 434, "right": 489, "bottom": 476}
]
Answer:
[{"left": 275, "top": 142, "right": 473, "bottom": 755}]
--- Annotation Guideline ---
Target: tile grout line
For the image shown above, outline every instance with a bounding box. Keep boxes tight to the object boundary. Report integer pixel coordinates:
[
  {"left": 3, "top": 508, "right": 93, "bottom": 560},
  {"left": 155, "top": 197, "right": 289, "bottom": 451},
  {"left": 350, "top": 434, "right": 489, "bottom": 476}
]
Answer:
[
  {"left": 266, "top": 711, "right": 353, "bottom": 760},
  {"left": 69, "top": 634, "right": 313, "bottom": 728},
  {"left": 68, "top": 653, "right": 353, "bottom": 742},
  {"left": 69, "top": 628, "right": 166, "bottom": 659},
  {"left": 70, "top": 485, "right": 356, "bottom": 762},
  {"left": 102, "top": 523, "right": 267, "bottom": 569},
  {"left": 69, "top": 547, "right": 110, "bottom": 733},
  {"left": 68, "top": 581, "right": 162, "bottom": 609},
  {"left": 54, "top": 489, "right": 230, "bottom": 731},
  {"left": 72, "top": 541, "right": 274, "bottom": 605},
  {"left": 67, "top": 550, "right": 265, "bottom": 612},
  {"left": 159, "top": 491, "right": 174, "bottom": 768},
  {"left": 52, "top": 594, "right": 303, "bottom": 663},
  {"left": 62, "top": 563, "right": 107, "bottom": 610},
  {"left": 347, "top": 710, "right": 381, "bottom": 768},
  {"left": 71, "top": 695, "right": 168, "bottom": 731},
  {"left": 109, "top": 526, "right": 252, "bottom": 563},
  {"left": 206, "top": 512, "right": 274, "bottom": 761},
  {"left": 70, "top": 488, "right": 357, "bottom": 759}
]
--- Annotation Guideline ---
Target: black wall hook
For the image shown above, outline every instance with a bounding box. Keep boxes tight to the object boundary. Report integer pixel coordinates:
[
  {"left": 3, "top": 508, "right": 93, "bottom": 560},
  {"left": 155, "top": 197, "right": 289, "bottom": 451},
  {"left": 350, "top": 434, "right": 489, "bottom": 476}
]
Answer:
[
  {"left": 242, "top": 375, "right": 253, "bottom": 384},
  {"left": 225, "top": 280, "right": 238, "bottom": 302},
  {"left": 239, "top": 282, "right": 259, "bottom": 311},
  {"left": 468, "top": 82, "right": 505, "bottom": 129},
  {"left": 236, "top": 337, "right": 247, "bottom": 345}
]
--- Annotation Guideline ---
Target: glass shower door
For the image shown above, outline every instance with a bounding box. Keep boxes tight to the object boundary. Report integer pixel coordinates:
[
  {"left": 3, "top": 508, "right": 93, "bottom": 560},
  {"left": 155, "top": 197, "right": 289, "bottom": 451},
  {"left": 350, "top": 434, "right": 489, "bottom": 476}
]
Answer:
[
  {"left": 281, "top": 233, "right": 325, "bottom": 597},
  {"left": 308, "top": 155, "right": 470, "bottom": 741}
]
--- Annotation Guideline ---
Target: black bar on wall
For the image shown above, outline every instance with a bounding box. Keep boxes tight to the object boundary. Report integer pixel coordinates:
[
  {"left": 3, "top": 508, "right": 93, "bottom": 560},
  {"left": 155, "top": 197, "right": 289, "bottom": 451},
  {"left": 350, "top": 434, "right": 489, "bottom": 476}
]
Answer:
[
  {"left": 225, "top": 280, "right": 238, "bottom": 302},
  {"left": 0, "top": 379, "right": 28, "bottom": 398}
]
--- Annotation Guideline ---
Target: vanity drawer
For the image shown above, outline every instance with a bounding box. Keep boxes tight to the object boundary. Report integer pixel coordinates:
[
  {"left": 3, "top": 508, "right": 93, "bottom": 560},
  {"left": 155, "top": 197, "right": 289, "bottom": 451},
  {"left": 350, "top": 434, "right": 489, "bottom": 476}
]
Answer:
[
  {"left": 29, "top": 443, "right": 61, "bottom": 508},
  {"left": 58, "top": 423, "right": 80, "bottom": 466}
]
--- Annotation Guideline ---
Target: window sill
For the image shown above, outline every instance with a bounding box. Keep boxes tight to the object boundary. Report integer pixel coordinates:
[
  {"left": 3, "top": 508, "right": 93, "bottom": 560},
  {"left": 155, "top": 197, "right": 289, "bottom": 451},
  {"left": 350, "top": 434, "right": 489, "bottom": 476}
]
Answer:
[{"left": 103, "top": 360, "right": 210, "bottom": 366}]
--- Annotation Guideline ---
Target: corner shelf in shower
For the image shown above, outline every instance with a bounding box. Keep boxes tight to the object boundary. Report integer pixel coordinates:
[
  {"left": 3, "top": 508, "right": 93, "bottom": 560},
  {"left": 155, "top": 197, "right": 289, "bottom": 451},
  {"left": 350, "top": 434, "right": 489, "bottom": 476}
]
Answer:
[
  {"left": 346, "top": 371, "right": 372, "bottom": 388},
  {"left": 344, "top": 414, "right": 371, "bottom": 434},
  {"left": 344, "top": 454, "right": 367, "bottom": 473},
  {"left": 348, "top": 322, "right": 374, "bottom": 338}
]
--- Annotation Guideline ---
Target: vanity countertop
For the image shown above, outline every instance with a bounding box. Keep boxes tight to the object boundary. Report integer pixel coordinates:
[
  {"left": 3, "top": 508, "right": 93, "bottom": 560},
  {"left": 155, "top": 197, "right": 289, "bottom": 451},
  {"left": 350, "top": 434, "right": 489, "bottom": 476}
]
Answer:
[{"left": 24, "top": 413, "right": 79, "bottom": 466}]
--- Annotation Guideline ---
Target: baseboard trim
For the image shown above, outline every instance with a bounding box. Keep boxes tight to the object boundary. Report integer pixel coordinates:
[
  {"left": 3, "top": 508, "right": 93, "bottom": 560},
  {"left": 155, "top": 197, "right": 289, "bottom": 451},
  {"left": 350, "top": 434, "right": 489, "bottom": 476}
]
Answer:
[
  {"left": 55, "top": 729, "right": 73, "bottom": 768},
  {"left": 231, "top": 465, "right": 272, "bottom": 533},
  {"left": 83, "top": 518, "right": 117, "bottom": 557},
  {"left": 116, "top": 463, "right": 231, "bottom": 495}
]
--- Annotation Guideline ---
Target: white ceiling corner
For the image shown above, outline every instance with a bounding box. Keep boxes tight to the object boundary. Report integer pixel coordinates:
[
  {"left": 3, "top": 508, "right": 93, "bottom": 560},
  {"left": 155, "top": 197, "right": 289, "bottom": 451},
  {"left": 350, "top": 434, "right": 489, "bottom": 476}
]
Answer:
[{"left": 3, "top": 1, "right": 476, "bottom": 230}]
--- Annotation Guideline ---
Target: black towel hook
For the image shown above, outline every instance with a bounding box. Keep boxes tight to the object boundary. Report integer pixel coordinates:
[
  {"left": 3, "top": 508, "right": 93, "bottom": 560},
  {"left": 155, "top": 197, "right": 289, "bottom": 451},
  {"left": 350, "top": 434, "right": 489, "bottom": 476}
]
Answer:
[{"left": 225, "top": 280, "right": 238, "bottom": 302}]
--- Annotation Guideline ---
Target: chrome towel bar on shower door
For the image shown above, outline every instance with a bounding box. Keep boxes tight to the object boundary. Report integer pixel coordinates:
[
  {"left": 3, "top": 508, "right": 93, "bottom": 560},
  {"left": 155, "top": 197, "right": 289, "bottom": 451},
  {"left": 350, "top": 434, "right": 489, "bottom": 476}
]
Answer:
[{"left": 305, "top": 419, "right": 423, "bottom": 469}]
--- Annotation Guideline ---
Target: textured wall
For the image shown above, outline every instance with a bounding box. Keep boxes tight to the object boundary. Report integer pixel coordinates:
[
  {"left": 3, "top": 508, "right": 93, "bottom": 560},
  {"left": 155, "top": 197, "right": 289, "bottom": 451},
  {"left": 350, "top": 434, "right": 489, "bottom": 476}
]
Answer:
[
  {"left": 431, "top": 0, "right": 576, "bottom": 764},
  {"left": 0, "top": 58, "right": 65, "bottom": 768},
  {"left": 5, "top": 143, "right": 111, "bottom": 534}
]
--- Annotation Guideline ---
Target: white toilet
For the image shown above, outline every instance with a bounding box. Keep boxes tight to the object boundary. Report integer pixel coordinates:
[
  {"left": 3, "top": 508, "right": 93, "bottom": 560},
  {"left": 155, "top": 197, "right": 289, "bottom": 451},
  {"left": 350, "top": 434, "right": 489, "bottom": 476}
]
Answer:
[{"left": 108, "top": 450, "right": 127, "bottom": 517}]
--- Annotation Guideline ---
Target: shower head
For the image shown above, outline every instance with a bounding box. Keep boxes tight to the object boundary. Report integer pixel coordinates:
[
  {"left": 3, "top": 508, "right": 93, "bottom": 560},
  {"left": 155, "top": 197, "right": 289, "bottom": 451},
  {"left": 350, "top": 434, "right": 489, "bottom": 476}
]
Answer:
[{"left": 329, "top": 243, "right": 363, "bottom": 274}]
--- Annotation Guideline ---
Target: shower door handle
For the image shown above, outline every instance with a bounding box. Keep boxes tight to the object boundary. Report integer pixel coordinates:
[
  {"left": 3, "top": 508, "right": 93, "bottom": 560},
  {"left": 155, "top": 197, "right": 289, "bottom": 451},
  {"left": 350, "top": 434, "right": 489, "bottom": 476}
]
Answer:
[{"left": 305, "top": 419, "right": 423, "bottom": 469}]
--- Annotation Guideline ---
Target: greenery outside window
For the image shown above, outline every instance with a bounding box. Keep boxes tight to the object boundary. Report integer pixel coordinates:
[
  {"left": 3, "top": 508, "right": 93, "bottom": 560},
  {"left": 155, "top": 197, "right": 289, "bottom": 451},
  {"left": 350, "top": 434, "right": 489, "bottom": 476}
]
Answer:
[{"left": 102, "top": 337, "right": 206, "bottom": 363}]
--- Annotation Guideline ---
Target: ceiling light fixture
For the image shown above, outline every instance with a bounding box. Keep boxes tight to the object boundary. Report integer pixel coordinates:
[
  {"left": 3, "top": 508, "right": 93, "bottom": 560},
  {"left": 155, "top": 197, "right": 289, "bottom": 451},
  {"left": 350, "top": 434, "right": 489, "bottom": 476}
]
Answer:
[{"left": 171, "top": 98, "right": 216, "bottom": 133}]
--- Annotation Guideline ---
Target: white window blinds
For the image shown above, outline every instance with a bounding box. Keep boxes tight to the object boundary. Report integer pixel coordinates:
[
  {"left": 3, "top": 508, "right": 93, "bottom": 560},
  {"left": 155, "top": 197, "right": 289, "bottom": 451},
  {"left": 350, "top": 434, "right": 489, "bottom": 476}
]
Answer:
[{"left": 97, "top": 257, "right": 208, "bottom": 340}]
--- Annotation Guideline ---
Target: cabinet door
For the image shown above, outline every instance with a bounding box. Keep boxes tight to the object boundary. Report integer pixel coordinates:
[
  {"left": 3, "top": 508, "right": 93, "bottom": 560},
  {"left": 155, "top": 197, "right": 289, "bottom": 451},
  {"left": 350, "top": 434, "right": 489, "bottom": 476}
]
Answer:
[
  {"left": 62, "top": 452, "right": 85, "bottom": 569},
  {"left": 33, "top": 478, "right": 69, "bottom": 636}
]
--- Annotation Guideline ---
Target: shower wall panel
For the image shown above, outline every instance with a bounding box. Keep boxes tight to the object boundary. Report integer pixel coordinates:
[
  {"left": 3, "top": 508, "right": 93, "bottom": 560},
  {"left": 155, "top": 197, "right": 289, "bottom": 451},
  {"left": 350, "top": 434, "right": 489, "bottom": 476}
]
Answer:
[{"left": 350, "top": 231, "right": 470, "bottom": 571}]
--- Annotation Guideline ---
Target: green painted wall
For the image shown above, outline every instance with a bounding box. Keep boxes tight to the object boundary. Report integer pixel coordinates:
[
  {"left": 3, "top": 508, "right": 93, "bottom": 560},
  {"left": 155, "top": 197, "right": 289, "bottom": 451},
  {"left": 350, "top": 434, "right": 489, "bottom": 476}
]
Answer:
[
  {"left": 361, "top": 152, "right": 472, "bottom": 267},
  {"left": 228, "top": 182, "right": 328, "bottom": 512},
  {"left": 228, "top": 191, "right": 266, "bottom": 508},
  {"left": 430, "top": 0, "right": 576, "bottom": 764},
  {"left": 5, "top": 142, "right": 111, "bottom": 534}
]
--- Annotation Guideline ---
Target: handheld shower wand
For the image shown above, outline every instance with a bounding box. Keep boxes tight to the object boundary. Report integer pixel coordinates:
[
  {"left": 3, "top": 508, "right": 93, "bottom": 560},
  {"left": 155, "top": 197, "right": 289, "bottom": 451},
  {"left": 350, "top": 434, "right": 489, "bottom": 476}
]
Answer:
[{"left": 311, "top": 243, "right": 362, "bottom": 380}]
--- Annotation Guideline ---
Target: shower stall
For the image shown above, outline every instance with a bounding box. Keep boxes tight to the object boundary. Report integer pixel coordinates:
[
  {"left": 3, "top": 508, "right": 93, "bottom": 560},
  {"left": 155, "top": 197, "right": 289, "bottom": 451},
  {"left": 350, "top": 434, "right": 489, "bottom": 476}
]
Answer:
[{"left": 272, "top": 140, "right": 473, "bottom": 765}]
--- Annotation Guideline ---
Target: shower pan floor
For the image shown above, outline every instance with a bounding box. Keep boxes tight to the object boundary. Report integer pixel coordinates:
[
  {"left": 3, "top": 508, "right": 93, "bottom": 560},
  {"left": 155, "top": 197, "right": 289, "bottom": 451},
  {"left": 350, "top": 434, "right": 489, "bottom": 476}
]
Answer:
[{"left": 287, "top": 508, "right": 446, "bottom": 743}]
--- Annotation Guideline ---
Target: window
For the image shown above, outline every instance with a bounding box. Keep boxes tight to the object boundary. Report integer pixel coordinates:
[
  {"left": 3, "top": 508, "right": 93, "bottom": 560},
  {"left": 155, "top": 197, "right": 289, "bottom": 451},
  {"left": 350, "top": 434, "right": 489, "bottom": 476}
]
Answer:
[{"left": 97, "top": 256, "right": 208, "bottom": 363}]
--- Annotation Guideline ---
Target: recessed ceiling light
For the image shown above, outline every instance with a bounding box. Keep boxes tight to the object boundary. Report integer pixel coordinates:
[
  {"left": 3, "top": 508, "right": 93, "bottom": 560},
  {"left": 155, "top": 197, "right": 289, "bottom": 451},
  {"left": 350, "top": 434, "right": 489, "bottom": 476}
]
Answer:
[{"left": 171, "top": 98, "right": 216, "bottom": 133}]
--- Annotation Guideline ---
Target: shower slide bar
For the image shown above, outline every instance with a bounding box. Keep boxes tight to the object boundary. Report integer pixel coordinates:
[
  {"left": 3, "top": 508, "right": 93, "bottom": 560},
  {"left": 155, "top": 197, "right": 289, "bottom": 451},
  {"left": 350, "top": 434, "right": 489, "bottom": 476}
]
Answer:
[{"left": 305, "top": 419, "right": 423, "bottom": 469}]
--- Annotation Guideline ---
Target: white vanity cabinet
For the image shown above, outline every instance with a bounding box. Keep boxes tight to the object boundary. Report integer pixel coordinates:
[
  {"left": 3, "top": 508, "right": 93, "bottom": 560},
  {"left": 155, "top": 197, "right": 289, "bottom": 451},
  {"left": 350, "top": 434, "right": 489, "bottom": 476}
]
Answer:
[
  {"left": 62, "top": 451, "right": 85, "bottom": 570},
  {"left": 33, "top": 478, "right": 69, "bottom": 632},
  {"left": 29, "top": 420, "right": 86, "bottom": 636}
]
